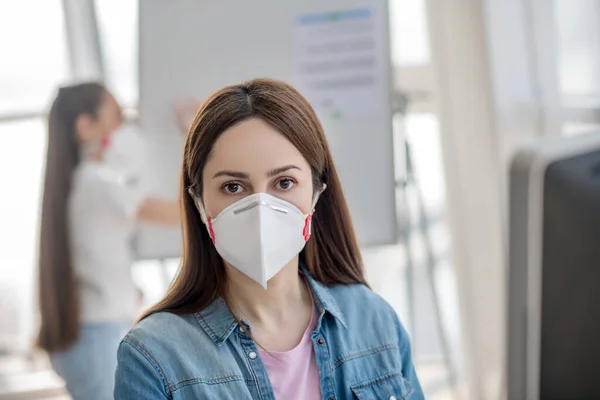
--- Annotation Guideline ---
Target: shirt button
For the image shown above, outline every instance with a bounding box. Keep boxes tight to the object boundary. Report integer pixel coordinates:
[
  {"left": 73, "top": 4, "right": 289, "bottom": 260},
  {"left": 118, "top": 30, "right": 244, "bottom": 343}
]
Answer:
[
  {"left": 389, "top": 396, "right": 397, "bottom": 400},
  {"left": 248, "top": 351, "right": 257, "bottom": 359},
  {"left": 317, "top": 338, "right": 325, "bottom": 346}
]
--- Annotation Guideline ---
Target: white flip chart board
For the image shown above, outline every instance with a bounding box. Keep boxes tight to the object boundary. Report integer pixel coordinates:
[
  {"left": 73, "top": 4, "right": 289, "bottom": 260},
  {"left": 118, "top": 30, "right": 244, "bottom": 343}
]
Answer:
[{"left": 136, "top": 0, "right": 396, "bottom": 260}]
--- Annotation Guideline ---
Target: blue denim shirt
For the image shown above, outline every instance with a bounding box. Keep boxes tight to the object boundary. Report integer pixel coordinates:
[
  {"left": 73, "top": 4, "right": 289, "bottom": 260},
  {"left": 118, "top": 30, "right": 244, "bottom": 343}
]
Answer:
[{"left": 114, "top": 272, "right": 424, "bottom": 399}]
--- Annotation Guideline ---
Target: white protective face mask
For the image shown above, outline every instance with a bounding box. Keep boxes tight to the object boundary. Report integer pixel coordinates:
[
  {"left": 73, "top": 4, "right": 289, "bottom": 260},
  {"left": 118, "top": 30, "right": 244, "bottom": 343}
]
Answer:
[
  {"left": 196, "top": 193, "right": 316, "bottom": 288},
  {"left": 100, "top": 124, "right": 147, "bottom": 188},
  {"left": 104, "top": 124, "right": 146, "bottom": 173}
]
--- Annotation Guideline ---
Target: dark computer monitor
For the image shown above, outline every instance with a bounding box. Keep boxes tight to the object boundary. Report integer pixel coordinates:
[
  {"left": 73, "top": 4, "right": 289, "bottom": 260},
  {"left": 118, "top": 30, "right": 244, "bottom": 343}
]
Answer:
[{"left": 508, "top": 132, "right": 600, "bottom": 400}]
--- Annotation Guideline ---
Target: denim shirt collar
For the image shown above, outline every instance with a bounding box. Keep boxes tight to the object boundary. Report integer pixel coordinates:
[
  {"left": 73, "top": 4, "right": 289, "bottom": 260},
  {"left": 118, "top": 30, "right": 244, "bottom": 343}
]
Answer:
[{"left": 195, "top": 267, "right": 348, "bottom": 346}]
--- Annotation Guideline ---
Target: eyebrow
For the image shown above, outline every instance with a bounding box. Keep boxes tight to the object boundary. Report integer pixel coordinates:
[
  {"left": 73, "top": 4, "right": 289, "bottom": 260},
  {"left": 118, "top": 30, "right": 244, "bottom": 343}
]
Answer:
[
  {"left": 212, "top": 165, "right": 301, "bottom": 179},
  {"left": 212, "top": 171, "right": 250, "bottom": 179},
  {"left": 267, "top": 165, "right": 301, "bottom": 177}
]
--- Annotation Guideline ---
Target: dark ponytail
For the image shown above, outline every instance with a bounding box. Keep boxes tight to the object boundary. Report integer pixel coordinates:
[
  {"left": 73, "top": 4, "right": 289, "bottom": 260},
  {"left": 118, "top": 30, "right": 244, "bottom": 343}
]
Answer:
[{"left": 37, "top": 82, "right": 107, "bottom": 352}]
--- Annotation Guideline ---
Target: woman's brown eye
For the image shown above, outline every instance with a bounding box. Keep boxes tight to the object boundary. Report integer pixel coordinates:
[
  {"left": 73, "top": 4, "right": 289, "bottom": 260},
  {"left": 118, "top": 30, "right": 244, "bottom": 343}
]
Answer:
[
  {"left": 224, "top": 183, "right": 242, "bottom": 194},
  {"left": 276, "top": 179, "right": 295, "bottom": 190}
]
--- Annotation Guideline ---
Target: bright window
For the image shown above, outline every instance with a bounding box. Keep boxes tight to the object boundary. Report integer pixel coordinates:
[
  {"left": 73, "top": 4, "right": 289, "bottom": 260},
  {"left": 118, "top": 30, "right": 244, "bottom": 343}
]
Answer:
[
  {"left": 95, "top": 0, "right": 139, "bottom": 107},
  {"left": 555, "top": 0, "right": 600, "bottom": 96},
  {"left": 0, "top": 0, "right": 69, "bottom": 114},
  {"left": 389, "top": 0, "right": 430, "bottom": 67},
  {"left": 0, "top": 118, "right": 47, "bottom": 351}
]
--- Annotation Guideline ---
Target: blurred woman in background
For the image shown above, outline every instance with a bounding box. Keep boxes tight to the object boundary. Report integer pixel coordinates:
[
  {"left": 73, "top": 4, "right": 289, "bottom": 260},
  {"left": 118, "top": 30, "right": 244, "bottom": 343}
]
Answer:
[{"left": 37, "top": 83, "right": 187, "bottom": 400}]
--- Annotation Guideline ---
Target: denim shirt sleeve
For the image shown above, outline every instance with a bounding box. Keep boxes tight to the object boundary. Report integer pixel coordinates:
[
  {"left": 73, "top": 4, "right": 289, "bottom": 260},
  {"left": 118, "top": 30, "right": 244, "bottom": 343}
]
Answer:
[
  {"left": 392, "top": 307, "right": 425, "bottom": 399},
  {"left": 114, "top": 339, "right": 170, "bottom": 399}
]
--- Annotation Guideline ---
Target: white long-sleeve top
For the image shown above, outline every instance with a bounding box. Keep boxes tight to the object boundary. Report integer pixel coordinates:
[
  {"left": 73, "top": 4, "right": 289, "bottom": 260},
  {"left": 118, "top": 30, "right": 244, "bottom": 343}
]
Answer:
[{"left": 68, "top": 127, "right": 147, "bottom": 323}]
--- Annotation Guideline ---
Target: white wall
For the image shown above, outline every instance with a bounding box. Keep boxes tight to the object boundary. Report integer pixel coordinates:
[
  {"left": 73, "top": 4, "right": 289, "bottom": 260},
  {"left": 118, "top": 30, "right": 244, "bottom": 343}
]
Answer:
[{"left": 426, "top": 0, "right": 553, "bottom": 398}]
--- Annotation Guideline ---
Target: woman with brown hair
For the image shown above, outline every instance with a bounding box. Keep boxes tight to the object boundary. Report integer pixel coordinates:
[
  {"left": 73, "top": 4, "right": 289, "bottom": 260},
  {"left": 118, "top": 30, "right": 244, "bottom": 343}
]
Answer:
[
  {"left": 115, "top": 79, "right": 423, "bottom": 399},
  {"left": 38, "top": 83, "right": 185, "bottom": 400}
]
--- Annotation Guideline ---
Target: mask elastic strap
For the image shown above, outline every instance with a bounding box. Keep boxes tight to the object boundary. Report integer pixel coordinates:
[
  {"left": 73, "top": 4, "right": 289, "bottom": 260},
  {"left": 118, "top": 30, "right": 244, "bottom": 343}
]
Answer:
[
  {"left": 206, "top": 219, "right": 216, "bottom": 244},
  {"left": 101, "top": 136, "right": 112, "bottom": 149},
  {"left": 199, "top": 202, "right": 216, "bottom": 244},
  {"left": 303, "top": 215, "right": 312, "bottom": 241},
  {"left": 303, "top": 191, "right": 321, "bottom": 241},
  {"left": 310, "top": 193, "right": 320, "bottom": 213},
  {"left": 189, "top": 190, "right": 216, "bottom": 244}
]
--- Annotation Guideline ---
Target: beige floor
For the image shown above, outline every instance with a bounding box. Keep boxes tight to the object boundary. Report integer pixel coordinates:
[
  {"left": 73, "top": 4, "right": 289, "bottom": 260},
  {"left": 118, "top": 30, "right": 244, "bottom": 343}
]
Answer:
[{"left": 0, "top": 353, "right": 64, "bottom": 400}]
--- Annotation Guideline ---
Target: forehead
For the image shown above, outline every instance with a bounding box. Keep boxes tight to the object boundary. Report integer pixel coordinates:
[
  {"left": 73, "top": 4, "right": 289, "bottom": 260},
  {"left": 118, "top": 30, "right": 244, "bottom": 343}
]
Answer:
[{"left": 203, "top": 118, "right": 309, "bottom": 175}]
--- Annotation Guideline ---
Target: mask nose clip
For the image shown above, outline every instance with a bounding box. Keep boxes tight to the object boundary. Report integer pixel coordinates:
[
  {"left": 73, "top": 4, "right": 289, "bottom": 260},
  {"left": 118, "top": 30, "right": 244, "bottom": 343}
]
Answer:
[{"left": 233, "top": 200, "right": 289, "bottom": 215}]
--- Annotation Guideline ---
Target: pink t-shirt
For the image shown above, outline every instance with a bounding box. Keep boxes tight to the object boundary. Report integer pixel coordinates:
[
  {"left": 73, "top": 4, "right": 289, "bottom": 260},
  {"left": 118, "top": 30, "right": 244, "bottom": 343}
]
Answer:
[{"left": 259, "top": 302, "right": 321, "bottom": 400}]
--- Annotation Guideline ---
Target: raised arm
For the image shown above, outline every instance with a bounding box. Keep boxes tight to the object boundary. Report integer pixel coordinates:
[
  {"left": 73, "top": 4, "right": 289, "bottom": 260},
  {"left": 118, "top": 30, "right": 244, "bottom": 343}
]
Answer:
[{"left": 137, "top": 198, "right": 180, "bottom": 226}]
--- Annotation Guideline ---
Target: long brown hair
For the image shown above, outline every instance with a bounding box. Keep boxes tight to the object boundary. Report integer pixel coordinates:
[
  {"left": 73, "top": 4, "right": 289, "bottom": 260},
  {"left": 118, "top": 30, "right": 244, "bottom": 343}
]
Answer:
[
  {"left": 143, "top": 78, "right": 366, "bottom": 318},
  {"left": 38, "top": 83, "right": 107, "bottom": 352}
]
